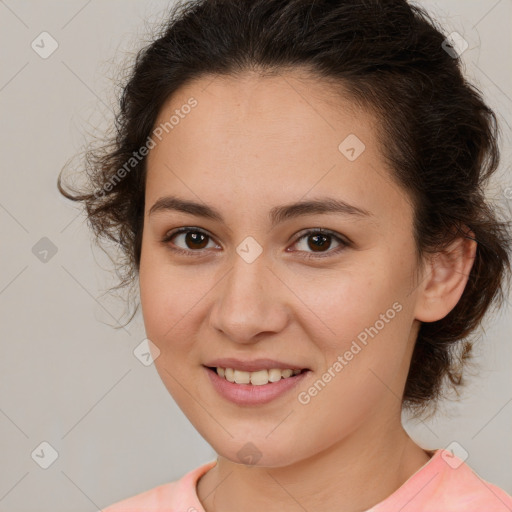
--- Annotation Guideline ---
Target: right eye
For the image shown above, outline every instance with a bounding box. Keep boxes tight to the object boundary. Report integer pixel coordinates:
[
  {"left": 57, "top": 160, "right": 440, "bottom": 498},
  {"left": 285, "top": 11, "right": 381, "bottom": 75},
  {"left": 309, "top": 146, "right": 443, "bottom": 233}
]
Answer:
[{"left": 161, "top": 227, "right": 220, "bottom": 256}]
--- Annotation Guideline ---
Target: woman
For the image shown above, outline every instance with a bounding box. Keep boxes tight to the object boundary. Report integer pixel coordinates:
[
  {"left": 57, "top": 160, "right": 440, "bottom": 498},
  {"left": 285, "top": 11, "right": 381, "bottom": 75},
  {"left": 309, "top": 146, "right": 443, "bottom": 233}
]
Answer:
[{"left": 58, "top": 0, "right": 512, "bottom": 510}]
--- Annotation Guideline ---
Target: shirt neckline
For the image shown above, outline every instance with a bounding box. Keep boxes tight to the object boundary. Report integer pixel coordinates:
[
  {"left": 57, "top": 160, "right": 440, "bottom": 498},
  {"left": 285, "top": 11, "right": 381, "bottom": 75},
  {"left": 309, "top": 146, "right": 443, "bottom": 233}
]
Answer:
[{"left": 186, "top": 449, "right": 446, "bottom": 512}]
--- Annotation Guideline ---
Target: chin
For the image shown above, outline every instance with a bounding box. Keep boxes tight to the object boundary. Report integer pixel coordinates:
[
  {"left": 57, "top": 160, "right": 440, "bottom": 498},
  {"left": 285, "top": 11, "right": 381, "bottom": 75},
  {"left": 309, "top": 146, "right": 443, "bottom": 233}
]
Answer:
[{"left": 213, "top": 437, "right": 308, "bottom": 468}]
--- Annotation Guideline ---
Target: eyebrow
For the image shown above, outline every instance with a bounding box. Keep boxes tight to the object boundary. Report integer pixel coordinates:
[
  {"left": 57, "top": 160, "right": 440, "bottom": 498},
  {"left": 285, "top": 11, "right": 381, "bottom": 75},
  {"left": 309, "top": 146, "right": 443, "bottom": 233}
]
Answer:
[{"left": 148, "top": 195, "right": 373, "bottom": 227}]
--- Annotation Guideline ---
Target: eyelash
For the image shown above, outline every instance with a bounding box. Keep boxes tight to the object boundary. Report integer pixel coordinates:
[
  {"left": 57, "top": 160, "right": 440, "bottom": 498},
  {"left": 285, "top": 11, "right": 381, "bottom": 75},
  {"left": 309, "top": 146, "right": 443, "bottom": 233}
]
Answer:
[{"left": 161, "top": 227, "right": 350, "bottom": 260}]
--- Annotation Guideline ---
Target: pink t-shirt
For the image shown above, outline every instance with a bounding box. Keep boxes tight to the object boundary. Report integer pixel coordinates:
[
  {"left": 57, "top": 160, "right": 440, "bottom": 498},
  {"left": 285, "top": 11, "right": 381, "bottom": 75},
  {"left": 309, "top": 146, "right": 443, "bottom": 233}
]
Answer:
[{"left": 102, "top": 449, "right": 512, "bottom": 511}]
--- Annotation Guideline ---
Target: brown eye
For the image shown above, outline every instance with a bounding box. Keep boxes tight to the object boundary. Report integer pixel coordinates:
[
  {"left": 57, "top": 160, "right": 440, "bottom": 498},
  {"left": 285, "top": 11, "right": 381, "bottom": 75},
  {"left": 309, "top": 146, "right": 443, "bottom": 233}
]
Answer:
[
  {"left": 292, "top": 229, "right": 349, "bottom": 259},
  {"left": 180, "top": 230, "right": 209, "bottom": 249},
  {"left": 306, "top": 233, "right": 332, "bottom": 252},
  {"left": 162, "top": 227, "right": 217, "bottom": 255}
]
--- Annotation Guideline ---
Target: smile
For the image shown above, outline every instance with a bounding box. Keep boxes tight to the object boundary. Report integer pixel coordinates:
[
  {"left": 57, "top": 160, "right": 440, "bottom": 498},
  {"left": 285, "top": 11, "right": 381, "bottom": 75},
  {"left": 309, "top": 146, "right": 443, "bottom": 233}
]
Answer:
[
  {"left": 204, "top": 366, "right": 311, "bottom": 406},
  {"left": 211, "top": 367, "right": 304, "bottom": 385}
]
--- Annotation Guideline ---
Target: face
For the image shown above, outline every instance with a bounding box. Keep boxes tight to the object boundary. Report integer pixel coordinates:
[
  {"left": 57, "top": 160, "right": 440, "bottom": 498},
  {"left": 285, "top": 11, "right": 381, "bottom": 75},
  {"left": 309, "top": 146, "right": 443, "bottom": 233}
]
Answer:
[{"left": 139, "top": 71, "right": 424, "bottom": 467}]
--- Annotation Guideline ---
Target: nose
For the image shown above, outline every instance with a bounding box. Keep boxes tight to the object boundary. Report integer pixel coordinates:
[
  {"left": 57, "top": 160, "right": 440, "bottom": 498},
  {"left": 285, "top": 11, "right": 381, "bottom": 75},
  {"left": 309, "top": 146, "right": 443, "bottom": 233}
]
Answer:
[{"left": 208, "top": 252, "right": 289, "bottom": 344}]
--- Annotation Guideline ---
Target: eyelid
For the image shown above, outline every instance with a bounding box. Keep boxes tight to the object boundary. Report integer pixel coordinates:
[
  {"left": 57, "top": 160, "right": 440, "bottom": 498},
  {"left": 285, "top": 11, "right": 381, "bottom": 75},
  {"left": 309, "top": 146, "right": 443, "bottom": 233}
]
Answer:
[
  {"left": 292, "top": 227, "right": 352, "bottom": 246},
  {"left": 163, "top": 226, "right": 210, "bottom": 241}
]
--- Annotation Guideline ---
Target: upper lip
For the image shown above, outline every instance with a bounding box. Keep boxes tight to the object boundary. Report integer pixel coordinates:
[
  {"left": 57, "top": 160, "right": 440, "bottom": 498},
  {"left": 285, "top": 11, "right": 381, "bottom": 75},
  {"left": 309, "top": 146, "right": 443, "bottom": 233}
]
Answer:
[{"left": 204, "top": 358, "right": 309, "bottom": 372}]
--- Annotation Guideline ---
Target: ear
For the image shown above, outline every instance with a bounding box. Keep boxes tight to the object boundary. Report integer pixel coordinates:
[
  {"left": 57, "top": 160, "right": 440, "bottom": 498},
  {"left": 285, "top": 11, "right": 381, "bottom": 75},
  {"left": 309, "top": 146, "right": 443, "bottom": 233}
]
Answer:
[{"left": 414, "top": 229, "right": 477, "bottom": 323}]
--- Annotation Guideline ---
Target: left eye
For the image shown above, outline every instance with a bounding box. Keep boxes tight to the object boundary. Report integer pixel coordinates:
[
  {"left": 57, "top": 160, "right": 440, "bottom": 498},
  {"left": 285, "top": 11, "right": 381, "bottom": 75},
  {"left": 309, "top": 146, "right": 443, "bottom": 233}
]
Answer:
[{"left": 291, "top": 229, "right": 348, "bottom": 259}]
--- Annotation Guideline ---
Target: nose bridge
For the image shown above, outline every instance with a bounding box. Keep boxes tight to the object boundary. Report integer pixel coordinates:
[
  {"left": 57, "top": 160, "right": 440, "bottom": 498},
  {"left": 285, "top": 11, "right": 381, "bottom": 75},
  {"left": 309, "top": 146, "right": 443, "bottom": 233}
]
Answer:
[{"left": 210, "top": 246, "right": 287, "bottom": 342}]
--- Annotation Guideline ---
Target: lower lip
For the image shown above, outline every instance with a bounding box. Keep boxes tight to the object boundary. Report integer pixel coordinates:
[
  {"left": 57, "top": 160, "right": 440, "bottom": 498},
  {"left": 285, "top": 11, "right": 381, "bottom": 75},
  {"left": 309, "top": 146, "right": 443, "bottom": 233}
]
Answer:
[{"left": 205, "top": 367, "right": 310, "bottom": 406}]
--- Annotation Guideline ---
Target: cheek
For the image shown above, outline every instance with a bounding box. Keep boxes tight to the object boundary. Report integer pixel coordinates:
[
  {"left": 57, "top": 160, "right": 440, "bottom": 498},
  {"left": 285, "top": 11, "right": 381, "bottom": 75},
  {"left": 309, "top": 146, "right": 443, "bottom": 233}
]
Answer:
[
  {"left": 304, "top": 264, "right": 404, "bottom": 347},
  {"left": 138, "top": 242, "right": 192, "bottom": 348},
  {"left": 139, "top": 252, "right": 169, "bottom": 339},
  {"left": 138, "top": 242, "right": 218, "bottom": 374},
  {"left": 299, "top": 253, "right": 415, "bottom": 400},
  {"left": 291, "top": 281, "right": 412, "bottom": 445},
  {"left": 138, "top": 250, "right": 204, "bottom": 406}
]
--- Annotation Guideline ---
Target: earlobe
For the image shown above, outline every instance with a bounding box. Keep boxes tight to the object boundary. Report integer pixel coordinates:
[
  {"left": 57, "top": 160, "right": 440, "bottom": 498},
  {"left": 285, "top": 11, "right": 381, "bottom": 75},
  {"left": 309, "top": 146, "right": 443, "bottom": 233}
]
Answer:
[{"left": 414, "top": 231, "right": 477, "bottom": 323}]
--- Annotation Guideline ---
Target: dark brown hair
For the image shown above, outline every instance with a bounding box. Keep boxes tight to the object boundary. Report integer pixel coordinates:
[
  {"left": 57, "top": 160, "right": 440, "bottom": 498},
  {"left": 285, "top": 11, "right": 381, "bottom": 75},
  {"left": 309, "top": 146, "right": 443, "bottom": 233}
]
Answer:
[{"left": 58, "top": 0, "right": 511, "bottom": 416}]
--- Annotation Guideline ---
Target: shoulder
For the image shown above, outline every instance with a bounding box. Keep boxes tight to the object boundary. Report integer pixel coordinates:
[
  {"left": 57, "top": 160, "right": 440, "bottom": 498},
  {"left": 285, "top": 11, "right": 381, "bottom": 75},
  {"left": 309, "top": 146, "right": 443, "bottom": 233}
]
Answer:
[
  {"left": 433, "top": 451, "right": 512, "bottom": 511},
  {"left": 101, "top": 460, "right": 217, "bottom": 512},
  {"left": 101, "top": 481, "right": 179, "bottom": 512},
  {"left": 371, "top": 449, "right": 512, "bottom": 512}
]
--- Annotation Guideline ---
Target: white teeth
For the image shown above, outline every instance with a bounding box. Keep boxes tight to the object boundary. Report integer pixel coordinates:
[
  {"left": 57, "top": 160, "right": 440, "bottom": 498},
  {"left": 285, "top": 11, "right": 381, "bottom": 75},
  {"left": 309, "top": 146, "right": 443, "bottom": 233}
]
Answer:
[
  {"left": 250, "top": 369, "right": 269, "bottom": 386},
  {"left": 268, "top": 368, "right": 282, "bottom": 383},
  {"left": 234, "top": 369, "right": 250, "bottom": 384},
  {"left": 215, "top": 367, "right": 303, "bottom": 385}
]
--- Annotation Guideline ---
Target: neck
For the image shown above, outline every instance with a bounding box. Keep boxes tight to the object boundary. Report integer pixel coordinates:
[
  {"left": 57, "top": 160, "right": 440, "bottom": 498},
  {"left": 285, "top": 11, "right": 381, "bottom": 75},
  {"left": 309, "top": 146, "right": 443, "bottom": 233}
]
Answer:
[{"left": 197, "top": 419, "right": 432, "bottom": 512}]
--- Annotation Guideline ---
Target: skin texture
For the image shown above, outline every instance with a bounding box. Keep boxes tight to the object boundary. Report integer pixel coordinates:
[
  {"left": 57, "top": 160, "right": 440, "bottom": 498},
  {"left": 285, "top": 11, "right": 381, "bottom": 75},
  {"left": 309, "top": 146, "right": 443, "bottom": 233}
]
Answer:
[{"left": 139, "top": 71, "right": 476, "bottom": 512}]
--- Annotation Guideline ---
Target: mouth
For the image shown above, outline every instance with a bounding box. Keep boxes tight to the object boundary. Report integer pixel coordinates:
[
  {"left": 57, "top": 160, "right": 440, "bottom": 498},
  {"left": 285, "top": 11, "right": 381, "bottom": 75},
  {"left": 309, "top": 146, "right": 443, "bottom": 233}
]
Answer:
[
  {"left": 203, "top": 364, "right": 311, "bottom": 406},
  {"left": 205, "top": 366, "right": 309, "bottom": 386}
]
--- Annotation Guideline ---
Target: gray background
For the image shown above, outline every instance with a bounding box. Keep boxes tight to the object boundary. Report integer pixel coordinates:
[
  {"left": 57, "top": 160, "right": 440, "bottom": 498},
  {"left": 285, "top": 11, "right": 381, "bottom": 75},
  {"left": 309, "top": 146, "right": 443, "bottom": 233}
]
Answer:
[{"left": 1, "top": 1, "right": 511, "bottom": 510}]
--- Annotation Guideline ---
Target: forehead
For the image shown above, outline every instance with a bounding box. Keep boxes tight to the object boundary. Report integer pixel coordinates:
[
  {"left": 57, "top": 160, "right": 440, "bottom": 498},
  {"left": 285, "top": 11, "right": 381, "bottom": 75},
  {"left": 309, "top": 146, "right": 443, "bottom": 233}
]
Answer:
[
  {"left": 150, "top": 71, "right": 370, "bottom": 159},
  {"left": 145, "top": 71, "right": 408, "bottom": 224}
]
